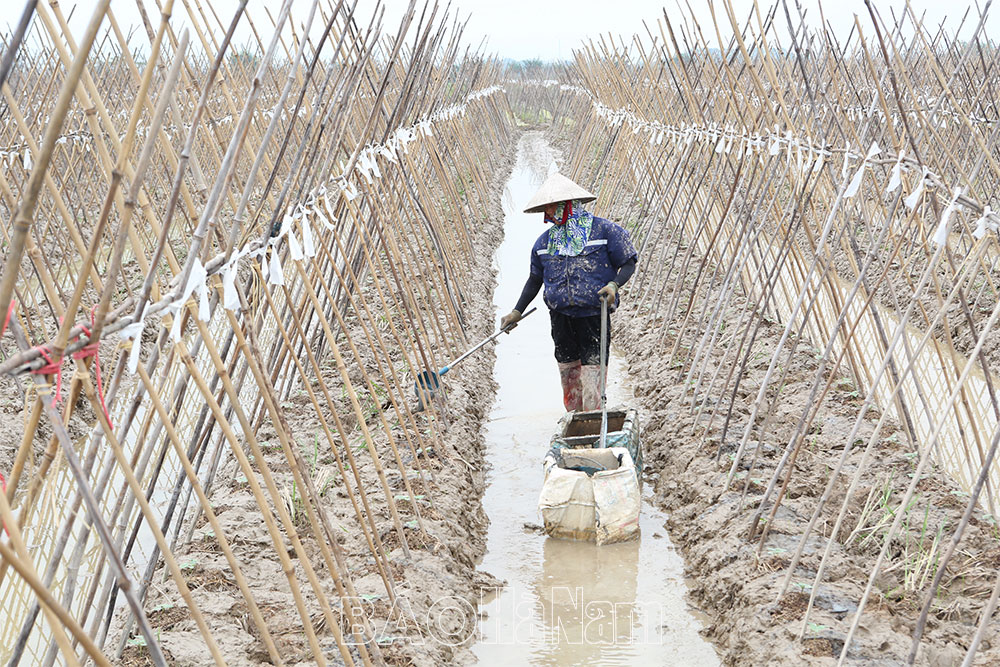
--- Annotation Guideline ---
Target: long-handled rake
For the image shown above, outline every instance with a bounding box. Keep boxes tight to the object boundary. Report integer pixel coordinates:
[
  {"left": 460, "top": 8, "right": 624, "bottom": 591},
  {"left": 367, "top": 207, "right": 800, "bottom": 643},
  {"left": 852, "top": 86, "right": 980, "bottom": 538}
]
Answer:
[{"left": 414, "top": 307, "right": 537, "bottom": 406}]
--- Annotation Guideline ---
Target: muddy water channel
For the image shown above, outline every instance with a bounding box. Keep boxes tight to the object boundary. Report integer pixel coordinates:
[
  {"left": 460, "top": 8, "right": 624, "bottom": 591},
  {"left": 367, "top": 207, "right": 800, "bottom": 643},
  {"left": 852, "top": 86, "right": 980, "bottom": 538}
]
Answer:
[{"left": 471, "top": 134, "right": 718, "bottom": 665}]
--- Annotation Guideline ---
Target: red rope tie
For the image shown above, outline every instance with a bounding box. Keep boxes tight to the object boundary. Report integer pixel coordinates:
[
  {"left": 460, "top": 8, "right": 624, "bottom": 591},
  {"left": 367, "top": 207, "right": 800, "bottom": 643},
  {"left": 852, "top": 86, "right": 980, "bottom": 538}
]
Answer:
[
  {"left": 1, "top": 298, "right": 15, "bottom": 338},
  {"left": 73, "top": 314, "right": 113, "bottom": 430},
  {"left": 1, "top": 470, "right": 8, "bottom": 537},
  {"left": 31, "top": 345, "right": 63, "bottom": 405}
]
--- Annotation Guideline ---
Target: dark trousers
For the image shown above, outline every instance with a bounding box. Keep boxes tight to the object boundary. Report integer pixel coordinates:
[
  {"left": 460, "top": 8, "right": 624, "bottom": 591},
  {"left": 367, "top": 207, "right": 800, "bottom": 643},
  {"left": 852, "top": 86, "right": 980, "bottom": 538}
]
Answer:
[{"left": 549, "top": 309, "right": 611, "bottom": 366}]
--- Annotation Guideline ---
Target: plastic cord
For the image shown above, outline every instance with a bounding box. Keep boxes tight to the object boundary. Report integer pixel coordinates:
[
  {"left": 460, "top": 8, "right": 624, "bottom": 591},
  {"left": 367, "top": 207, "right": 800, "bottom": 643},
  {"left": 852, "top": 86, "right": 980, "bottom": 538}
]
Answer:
[
  {"left": 72, "top": 307, "right": 113, "bottom": 429},
  {"left": 1, "top": 297, "right": 15, "bottom": 338}
]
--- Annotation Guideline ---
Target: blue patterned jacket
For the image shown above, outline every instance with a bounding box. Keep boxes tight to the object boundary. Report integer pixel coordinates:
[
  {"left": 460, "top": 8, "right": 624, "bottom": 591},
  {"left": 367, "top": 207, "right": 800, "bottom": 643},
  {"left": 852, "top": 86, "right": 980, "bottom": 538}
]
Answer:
[{"left": 529, "top": 216, "right": 637, "bottom": 318}]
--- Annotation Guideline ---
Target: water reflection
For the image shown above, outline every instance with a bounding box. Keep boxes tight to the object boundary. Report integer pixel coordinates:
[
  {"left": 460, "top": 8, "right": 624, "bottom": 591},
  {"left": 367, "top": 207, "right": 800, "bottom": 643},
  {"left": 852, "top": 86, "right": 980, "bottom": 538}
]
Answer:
[{"left": 535, "top": 535, "right": 640, "bottom": 654}]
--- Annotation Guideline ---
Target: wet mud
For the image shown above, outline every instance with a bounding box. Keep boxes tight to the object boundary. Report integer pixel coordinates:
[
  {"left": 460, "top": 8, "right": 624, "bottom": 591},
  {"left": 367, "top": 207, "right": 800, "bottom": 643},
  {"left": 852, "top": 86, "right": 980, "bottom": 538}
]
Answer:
[
  {"left": 614, "top": 260, "right": 1000, "bottom": 665},
  {"left": 11, "top": 126, "right": 993, "bottom": 667},
  {"left": 471, "top": 132, "right": 718, "bottom": 666},
  {"left": 113, "top": 140, "right": 520, "bottom": 667}
]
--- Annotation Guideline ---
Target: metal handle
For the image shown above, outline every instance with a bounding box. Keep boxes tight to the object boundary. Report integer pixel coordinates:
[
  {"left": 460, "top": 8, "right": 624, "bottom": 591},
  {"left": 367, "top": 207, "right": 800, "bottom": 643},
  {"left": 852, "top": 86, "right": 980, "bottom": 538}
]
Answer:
[
  {"left": 599, "top": 297, "right": 609, "bottom": 448},
  {"left": 446, "top": 307, "right": 537, "bottom": 370}
]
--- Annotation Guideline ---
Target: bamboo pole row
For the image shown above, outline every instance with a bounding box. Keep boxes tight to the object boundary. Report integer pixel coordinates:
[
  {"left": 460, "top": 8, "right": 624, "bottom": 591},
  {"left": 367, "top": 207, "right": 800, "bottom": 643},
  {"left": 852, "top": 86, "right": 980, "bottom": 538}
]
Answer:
[
  {"left": 510, "top": 1, "right": 1000, "bottom": 663},
  {"left": 0, "top": 0, "right": 512, "bottom": 663}
]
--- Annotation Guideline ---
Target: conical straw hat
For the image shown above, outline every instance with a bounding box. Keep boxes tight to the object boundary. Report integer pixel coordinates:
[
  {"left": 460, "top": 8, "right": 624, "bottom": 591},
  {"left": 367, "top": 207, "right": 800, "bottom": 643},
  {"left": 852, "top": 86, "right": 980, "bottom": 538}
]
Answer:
[{"left": 522, "top": 172, "right": 596, "bottom": 213}]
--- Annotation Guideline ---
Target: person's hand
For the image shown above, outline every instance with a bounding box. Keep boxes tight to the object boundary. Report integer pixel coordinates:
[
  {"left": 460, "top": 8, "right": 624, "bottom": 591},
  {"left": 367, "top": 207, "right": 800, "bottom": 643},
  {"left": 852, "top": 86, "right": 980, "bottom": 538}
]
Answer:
[
  {"left": 500, "top": 309, "right": 522, "bottom": 332},
  {"left": 597, "top": 282, "right": 618, "bottom": 302}
]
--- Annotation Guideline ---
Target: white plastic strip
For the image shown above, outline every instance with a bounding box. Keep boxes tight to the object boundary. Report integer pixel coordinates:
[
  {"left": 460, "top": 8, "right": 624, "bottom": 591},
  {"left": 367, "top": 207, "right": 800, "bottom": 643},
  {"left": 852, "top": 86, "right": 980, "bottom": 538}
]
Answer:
[
  {"left": 168, "top": 258, "right": 209, "bottom": 341},
  {"left": 887, "top": 151, "right": 905, "bottom": 193},
  {"left": 302, "top": 214, "right": 316, "bottom": 257},
  {"left": 904, "top": 167, "right": 930, "bottom": 210},
  {"left": 192, "top": 259, "right": 210, "bottom": 322},
  {"left": 933, "top": 189, "right": 963, "bottom": 246},
  {"left": 844, "top": 142, "right": 881, "bottom": 199},
  {"left": 118, "top": 303, "right": 148, "bottom": 374},
  {"left": 268, "top": 248, "right": 284, "bottom": 286},
  {"left": 222, "top": 258, "right": 241, "bottom": 311},
  {"left": 287, "top": 227, "right": 303, "bottom": 262},
  {"left": 973, "top": 206, "right": 995, "bottom": 240}
]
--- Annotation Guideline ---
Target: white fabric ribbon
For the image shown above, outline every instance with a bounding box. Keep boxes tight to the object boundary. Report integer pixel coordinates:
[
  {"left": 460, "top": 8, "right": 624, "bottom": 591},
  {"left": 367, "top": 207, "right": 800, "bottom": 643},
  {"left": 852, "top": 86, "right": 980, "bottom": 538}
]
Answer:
[
  {"left": 265, "top": 216, "right": 290, "bottom": 285},
  {"left": 221, "top": 243, "right": 256, "bottom": 312},
  {"left": 167, "top": 258, "right": 210, "bottom": 341},
  {"left": 275, "top": 214, "right": 292, "bottom": 240},
  {"left": 193, "top": 259, "right": 210, "bottom": 322},
  {"left": 840, "top": 142, "right": 852, "bottom": 181},
  {"left": 287, "top": 226, "right": 303, "bottom": 261},
  {"left": 904, "top": 167, "right": 930, "bottom": 210},
  {"left": 358, "top": 148, "right": 382, "bottom": 183},
  {"left": 973, "top": 206, "right": 996, "bottom": 240},
  {"left": 342, "top": 180, "right": 359, "bottom": 201},
  {"left": 222, "top": 256, "right": 241, "bottom": 311},
  {"left": 118, "top": 303, "right": 148, "bottom": 374},
  {"left": 379, "top": 144, "right": 397, "bottom": 163},
  {"left": 844, "top": 142, "right": 881, "bottom": 199},
  {"left": 302, "top": 213, "right": 316, "bottom": 257},
  {"left": 812, "top": 150, "right": 825, "bottom": 173},
  {"left": 166, "top": 303, "right": 183, "bottom": 341},
  {"left": 268, "top": 248, "right": 285, "bottom": 286},
  {"left": 933, "top": 188, "right": 963, "bottom": 247},
  {"left": 395, "top": 127, "right": 415, "bottom": 154},
  {"left": 887, "top": 151, "right": 905, "bottom": 193}
]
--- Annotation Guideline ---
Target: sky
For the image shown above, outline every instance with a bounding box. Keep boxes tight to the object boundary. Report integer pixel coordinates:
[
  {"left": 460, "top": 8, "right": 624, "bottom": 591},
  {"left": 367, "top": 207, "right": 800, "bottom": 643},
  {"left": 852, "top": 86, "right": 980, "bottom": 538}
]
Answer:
[{"left": 0, "top": 0, "right": 996, "bottom": 62}]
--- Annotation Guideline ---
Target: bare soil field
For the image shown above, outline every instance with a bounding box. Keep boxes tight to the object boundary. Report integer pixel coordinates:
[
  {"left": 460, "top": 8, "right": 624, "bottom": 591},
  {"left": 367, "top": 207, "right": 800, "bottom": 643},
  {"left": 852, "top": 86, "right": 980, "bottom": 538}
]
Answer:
[
  {"left": 8, "top": 127, "right": 998, "bottom": 667},
  {"left": 615, "top": 260, "right": 1000, "bottom": 666},
  {"left": 117, "top": 151, "right": 518, "bottom": 666}
]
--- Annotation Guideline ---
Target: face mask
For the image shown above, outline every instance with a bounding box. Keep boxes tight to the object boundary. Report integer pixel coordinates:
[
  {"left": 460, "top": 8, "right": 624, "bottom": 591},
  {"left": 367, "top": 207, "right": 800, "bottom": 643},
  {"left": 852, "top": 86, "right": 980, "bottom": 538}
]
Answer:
[{"left": 544, "top": 200, "right": 573, "bottom": 225}]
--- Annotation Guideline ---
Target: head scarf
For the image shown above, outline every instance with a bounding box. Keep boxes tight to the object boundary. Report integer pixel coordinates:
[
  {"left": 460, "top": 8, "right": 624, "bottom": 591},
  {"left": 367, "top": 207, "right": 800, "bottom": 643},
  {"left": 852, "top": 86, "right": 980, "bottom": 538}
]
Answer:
[{"left": 546, "top": 199, "right": 594, "bottom": 256}]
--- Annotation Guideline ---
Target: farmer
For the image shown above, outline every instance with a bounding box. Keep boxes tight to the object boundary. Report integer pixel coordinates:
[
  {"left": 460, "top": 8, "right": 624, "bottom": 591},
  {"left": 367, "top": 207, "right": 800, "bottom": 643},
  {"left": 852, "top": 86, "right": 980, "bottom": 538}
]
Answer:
[{"left": 500, "top": 172, "right": 637, "bottom": 412}]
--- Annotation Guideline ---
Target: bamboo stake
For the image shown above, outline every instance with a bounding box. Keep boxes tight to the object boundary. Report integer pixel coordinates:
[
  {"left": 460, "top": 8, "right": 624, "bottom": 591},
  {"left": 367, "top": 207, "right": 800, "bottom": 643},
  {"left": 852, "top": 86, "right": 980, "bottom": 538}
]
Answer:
[{"left": 0, "top": 0, "right": 109, "bottom": 322}]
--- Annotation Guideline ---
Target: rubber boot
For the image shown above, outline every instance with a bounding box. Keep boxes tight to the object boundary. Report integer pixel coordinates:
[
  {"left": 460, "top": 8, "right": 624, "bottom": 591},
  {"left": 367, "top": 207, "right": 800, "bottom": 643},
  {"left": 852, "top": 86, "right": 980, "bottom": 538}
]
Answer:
[
  {"left": 580, "top": 364, "right": 604, "bottom": 411},
  {"left": 558, "top": 360, "right": 582, "bottom": 412}
]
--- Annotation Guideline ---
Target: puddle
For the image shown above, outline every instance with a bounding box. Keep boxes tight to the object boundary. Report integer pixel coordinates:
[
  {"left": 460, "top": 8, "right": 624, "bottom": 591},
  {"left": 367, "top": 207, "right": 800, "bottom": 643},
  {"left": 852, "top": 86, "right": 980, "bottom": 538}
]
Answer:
[{"left": 471, "top": 133, "right": 719, "bottom": 665}]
